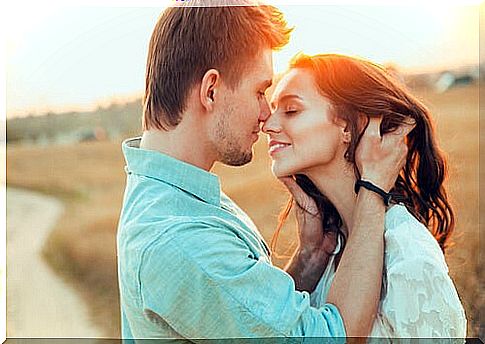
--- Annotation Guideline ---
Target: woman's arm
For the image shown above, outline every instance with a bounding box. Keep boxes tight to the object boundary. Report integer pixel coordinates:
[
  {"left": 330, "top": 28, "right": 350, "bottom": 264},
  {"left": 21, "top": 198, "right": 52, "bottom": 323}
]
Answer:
[
  {"left": 326, "top": 117, "right": 413, "bottom": 337},
  {"left": 326, "top": 190, "right": 386, "bottom": 337}
]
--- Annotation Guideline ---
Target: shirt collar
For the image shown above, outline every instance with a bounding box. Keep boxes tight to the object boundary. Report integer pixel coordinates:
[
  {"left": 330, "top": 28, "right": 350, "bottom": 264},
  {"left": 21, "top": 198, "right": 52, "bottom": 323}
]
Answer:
[{"left": 122, "top": 137, "right": 221, "bottom": 206}]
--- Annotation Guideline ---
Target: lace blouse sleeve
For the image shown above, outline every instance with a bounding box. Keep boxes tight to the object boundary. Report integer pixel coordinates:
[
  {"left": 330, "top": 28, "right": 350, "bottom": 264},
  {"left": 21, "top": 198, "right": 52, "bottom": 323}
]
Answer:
[{"left": 376, "top": 217, "right": 467, "bottom": 338}]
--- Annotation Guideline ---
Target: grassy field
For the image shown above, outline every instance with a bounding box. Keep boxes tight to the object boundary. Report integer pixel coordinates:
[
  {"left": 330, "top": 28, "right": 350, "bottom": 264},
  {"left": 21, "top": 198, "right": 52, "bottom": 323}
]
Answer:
[{"left": 6, "top": 84, "right": 481, "bottom": 337}]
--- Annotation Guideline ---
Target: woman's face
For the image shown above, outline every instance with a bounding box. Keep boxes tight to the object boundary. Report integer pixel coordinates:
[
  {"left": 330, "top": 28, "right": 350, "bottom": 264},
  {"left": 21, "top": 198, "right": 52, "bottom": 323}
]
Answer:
[{"left": 262, "top": 68, "right": 348, "bottom": 178}]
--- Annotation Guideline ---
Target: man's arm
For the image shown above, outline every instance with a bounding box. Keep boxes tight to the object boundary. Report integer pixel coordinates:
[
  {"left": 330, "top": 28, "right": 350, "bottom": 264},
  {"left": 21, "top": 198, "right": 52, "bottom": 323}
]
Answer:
[
  {"left": 278, "top": 177, "right": 337, "bottom": 293},
  {"left": 140, "top": 222, "right": 347, "bottom": 338},
  {"left": 284, "top": 241, "right": 332, "bottom": 292}
]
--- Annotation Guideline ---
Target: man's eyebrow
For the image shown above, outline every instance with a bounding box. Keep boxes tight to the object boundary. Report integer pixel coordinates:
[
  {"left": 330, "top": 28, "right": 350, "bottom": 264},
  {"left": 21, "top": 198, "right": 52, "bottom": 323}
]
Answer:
[{"left": 270, "top": 94, "right": 303, "bottom": 110}]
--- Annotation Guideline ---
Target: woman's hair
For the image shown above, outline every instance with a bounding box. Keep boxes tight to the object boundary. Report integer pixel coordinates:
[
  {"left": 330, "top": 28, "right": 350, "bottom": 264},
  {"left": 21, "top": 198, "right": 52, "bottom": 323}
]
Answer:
[{"left": 271, "top": 53, "right": 455, "bottom": 255}]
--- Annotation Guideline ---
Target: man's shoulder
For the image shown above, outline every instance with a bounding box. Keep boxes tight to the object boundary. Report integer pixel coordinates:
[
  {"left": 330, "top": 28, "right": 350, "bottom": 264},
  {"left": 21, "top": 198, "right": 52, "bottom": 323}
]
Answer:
[
  {"left": 148, "top": 216, "right": 249, "bottom": 250},
  {"left": 122, "top": 216, "right": 246, "bottom": 255}
]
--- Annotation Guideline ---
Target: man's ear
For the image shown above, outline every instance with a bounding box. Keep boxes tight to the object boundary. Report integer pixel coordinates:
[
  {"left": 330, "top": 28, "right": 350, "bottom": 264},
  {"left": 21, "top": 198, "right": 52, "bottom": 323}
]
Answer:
[{"left": 200, "top": 69, "right": 220, "bottom": 112}]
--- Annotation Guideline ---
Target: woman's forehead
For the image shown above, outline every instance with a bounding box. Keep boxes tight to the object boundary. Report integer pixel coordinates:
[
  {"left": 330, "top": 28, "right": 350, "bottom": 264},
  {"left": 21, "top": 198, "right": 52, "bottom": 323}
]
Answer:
[{"left": 271, "top": 69, "right": 319, "bottom": 104}]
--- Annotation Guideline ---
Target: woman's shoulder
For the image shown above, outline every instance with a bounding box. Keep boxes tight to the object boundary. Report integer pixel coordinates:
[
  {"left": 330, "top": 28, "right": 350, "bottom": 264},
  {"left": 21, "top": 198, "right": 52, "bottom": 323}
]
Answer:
[
  {"left": 383, "top": 204, "right": 448, "bottom": 271},
  {"left": 384, "top": 204, "right": 438, "bottom": 244},
  {"left": 385, "top": 204, "right": 428, "bottom": 235}
]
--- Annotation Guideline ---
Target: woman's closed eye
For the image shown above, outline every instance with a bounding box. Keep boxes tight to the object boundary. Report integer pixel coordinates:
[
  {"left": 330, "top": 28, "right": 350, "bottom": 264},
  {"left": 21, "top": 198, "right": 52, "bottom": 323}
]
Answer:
[{"left": 285, "top": 108, "right": 299, "bottom": 115}]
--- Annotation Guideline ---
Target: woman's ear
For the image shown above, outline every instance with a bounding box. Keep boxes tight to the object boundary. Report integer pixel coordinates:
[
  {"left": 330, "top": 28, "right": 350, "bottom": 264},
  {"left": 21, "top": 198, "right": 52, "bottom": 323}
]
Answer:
[
  {"left": 342, "top": 127, "right": 351, "bottom": 144},
  {"left": 334, "top": 117, "right": 351, "bottom": 143},
  {"left": 200, "top": 69, "right": 220, "bottom": 111}
]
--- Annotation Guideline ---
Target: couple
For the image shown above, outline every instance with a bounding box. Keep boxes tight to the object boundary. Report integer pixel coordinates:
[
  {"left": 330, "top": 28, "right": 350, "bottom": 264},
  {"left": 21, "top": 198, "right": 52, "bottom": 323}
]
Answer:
[{"left": 117, "top": 2, "right": 466, "bottom": 340}]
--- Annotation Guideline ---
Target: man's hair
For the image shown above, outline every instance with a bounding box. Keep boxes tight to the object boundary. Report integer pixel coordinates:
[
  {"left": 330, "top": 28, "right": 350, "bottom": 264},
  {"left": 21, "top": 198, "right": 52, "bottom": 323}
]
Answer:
[{"left": 142, "top": 4, "right": 292, "bottom": 131}]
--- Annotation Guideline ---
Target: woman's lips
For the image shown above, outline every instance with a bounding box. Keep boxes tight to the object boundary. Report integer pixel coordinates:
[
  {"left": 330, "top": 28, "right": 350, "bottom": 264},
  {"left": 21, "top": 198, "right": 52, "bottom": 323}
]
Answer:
[{"left": 268, "top": 142, "right": 291, "bottom": 156}]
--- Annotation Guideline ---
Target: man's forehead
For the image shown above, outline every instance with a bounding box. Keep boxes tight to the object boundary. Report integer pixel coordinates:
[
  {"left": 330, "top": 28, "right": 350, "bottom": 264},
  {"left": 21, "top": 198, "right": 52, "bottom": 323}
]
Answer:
[{"left": 251, "top": 48, "right": 273, "bottom": 75}]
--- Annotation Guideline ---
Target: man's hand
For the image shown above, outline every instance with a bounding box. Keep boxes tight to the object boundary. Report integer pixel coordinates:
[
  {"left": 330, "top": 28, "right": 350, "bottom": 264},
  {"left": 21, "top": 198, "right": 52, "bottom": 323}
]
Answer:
[
  {"left": 355, "top": 116, "right": 416, "bottom": 192},
  {"left": 279, "top": 176, "right": 337, "bottom": 255},
  {"left": 280, "top": 176, "right": 337, "bottom": 292}
]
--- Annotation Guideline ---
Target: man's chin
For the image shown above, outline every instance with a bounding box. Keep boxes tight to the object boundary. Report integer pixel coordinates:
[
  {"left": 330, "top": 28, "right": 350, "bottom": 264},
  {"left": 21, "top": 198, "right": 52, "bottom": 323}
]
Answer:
[
  {"left": 221, "top": 151, "right": 253, "bottom": 167},
  {"left": 227, "top": 155, "right": 253, "bottom": 167}
]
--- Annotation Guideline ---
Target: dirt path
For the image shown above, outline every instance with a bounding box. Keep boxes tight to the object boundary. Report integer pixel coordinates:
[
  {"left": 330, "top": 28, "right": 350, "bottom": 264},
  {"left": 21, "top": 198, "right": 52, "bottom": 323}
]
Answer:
[{"left": 7, "top": 187, "right": 102, "bottom": 338}]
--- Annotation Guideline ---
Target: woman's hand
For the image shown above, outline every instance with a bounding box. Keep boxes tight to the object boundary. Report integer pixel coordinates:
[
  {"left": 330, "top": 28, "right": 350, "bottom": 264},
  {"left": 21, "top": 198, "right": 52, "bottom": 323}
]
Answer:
[
  {"left": 278, "top": 176, "right": 337, "bottom": 255},
  {"left": 356, "top": 116, "right": 415, "bottom": 192}
]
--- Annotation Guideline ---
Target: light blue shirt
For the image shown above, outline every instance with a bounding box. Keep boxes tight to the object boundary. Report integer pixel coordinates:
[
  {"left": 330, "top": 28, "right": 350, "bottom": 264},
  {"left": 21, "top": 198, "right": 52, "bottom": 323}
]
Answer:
[{"left": 117, "top": 137, "right": 346, "bottom": 340}]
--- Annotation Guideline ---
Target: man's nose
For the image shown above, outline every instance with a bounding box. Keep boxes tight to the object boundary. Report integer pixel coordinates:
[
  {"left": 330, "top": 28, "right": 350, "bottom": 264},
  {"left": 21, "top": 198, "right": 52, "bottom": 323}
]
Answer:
[{"left": 258, "top": 97, "right": 271, "bottom": 123}]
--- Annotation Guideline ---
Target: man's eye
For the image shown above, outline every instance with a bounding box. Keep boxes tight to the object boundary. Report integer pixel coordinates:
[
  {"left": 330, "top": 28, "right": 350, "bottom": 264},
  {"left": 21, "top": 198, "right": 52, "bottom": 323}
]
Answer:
[{"left": 285, "top": 109, "right": 298, "bottom": 115}]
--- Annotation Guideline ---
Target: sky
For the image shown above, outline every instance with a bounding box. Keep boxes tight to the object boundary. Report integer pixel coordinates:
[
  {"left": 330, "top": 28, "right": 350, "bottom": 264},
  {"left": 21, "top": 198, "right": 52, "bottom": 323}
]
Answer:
[{"left": 3, "top": 1, "right": 481, "bottom": 118}]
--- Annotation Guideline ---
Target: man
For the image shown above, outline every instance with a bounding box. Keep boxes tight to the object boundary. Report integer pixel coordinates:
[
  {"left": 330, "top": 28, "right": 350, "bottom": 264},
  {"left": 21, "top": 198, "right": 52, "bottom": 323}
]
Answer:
[{"left": 117, "top": 2, "right": 410, "bottom": 340}]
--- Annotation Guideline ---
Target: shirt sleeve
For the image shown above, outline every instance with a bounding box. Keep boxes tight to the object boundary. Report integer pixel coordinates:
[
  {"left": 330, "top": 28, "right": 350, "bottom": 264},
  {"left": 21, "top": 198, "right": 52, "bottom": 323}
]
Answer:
[
  {"left": 378, "top": 221, "right": 467, "bottom": 337},
  {"left": 120, "top": 305, "right": 135, "bottom": 343},
  {"left": 138, "top": 221, "right": 346, "bottom": 339}
]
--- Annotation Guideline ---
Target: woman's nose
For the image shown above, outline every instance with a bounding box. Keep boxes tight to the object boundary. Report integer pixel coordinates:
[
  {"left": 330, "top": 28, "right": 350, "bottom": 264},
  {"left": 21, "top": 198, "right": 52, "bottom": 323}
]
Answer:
[{"left": 262, "top": 112, "right": 281, "bottom": 134}]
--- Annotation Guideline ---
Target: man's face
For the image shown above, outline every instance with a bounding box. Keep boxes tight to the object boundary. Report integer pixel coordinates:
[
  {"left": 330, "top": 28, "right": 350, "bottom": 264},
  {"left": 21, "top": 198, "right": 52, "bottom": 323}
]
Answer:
[{"left": 210, "top": 48, "right": 273, "bottom": 166}]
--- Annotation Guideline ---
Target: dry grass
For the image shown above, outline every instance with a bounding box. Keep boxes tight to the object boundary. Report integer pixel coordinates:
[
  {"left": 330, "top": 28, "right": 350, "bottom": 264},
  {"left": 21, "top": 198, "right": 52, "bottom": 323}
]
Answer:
[{"left": 6, "top": 84, "right": 481, "bottom": 338}]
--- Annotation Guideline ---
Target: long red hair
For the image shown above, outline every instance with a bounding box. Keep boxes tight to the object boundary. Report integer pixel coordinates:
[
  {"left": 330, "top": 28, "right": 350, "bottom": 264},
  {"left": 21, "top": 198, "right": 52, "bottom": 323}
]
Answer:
[{"left": 271, "top": 53, "right": 455, "bottom": 255}]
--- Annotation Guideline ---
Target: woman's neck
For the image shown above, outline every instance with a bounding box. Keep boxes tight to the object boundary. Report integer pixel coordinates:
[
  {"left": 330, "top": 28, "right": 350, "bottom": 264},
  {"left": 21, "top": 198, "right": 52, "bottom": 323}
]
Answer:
[{"left": 305, "top": 162, "right": 357, "bottom": 238}]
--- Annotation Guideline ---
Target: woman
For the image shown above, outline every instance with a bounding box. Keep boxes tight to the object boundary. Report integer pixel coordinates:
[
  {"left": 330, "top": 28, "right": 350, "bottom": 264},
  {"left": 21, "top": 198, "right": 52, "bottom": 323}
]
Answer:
[{"left": 263, "top": 53, "right": 467, "bottom": 338}]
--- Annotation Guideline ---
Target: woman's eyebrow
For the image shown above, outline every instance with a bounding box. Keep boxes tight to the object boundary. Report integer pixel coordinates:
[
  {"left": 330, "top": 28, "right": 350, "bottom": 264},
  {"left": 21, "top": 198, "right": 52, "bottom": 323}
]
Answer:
[{"left": 270, "top": 94, "right": 303, "bottom": 110}]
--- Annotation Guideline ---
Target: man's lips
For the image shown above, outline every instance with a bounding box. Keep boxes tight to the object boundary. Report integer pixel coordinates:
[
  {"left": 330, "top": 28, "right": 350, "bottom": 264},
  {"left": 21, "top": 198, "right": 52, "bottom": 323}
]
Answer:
[{"left": 252, "top": 132, "right": 260, "bottom": 143}]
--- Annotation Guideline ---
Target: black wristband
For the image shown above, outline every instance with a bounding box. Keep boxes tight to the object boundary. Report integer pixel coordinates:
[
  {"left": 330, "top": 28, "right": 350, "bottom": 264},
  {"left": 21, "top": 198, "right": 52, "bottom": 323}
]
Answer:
[{"left": 354, "top": 179, "right": 393, "bottom": 206}]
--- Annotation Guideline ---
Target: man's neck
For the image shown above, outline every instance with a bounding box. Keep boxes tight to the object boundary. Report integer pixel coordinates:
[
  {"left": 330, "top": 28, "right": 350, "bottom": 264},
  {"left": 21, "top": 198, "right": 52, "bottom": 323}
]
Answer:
[{"left": 140, "top": 129, "right": 216, "bottom": 171}]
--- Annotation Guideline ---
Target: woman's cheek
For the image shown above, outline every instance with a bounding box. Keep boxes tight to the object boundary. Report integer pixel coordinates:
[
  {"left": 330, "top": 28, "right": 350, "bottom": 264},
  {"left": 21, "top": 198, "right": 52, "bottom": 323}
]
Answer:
[{"left": 304, "top": 128, "right": 341, "bottom": 165}]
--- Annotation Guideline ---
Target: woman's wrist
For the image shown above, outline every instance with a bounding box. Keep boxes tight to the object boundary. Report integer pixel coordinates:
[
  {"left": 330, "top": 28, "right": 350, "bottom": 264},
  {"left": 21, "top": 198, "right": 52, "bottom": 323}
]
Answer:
[
  {"left": 355, "top": 179, "right": 393, "bottom": 206},
  {"left": 359, "top": 173, "right": 393, "bottom": 193}
]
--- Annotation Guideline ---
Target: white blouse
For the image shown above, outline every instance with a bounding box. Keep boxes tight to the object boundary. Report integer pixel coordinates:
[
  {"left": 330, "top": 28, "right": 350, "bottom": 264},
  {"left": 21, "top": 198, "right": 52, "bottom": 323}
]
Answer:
[{"left": 310, "top": 204, "right": 467, "bottom": 339}]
